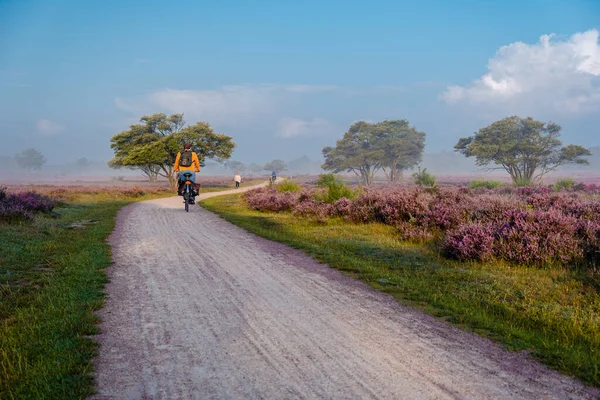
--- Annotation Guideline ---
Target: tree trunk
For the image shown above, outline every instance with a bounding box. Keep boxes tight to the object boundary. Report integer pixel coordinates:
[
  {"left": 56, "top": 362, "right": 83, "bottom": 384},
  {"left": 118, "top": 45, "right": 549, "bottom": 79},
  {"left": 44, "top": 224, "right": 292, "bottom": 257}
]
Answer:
[
  {"left": 157, "top": 164, "right": 177, "bottom": 190},
  {"left": 389, "top": 165, "right": 403, "bottom": 183},
  {"left": 392, "top": 168, "right": 403, "bottom": 182},
  {"left": 382, "top": 167, "right": 392, "bottom": 183},
  {"left": 140, "top": 166, "right": 160, "bottom": 183}
]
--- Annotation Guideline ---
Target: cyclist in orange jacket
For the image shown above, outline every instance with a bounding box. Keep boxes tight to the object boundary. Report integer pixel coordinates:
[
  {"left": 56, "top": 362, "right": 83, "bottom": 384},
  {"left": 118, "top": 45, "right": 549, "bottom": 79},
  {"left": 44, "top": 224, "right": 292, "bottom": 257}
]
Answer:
[{"left": 174, "top": 143, "right": 201, "bottom": 203}]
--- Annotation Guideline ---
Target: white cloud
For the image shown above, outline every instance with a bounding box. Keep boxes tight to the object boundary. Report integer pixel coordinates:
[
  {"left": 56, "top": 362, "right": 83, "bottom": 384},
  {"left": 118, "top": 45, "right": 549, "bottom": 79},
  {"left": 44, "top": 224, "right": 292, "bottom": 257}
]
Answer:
[
  {"left": 282, "top": 84, "right": 339, "bottom": 93},
  {"left": 441, "top": 29, "right": 600, "bottom": 114},
  {"left": 37, "top": 119, "right": 64, "bottom": 135},
  {"left": 115, "top": 84, "right": 340, "bottom": 129},
  {"left": 277, "top": 117, "right": 331, "bottom": 138}
]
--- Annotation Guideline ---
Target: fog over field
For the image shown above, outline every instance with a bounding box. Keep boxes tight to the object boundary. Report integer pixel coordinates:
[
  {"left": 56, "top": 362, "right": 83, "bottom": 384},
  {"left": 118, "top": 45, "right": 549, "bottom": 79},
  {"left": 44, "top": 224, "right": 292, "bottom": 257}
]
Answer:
[{"left": 2, "top": 148, "right": 600, "bottom": 186}]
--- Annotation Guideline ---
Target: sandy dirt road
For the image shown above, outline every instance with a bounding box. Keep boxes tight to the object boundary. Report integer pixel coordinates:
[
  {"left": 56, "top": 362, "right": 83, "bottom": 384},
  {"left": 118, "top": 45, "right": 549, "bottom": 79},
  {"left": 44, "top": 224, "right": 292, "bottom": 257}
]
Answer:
[{"left": 91, "top": 184, "right": 600, "bottom": 399}]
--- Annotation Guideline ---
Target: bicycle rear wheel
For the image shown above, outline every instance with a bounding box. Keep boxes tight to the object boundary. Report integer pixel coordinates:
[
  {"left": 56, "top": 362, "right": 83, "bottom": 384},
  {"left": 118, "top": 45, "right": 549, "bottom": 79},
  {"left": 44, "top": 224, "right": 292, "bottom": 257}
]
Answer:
[{"left": 184, "top": 184, "right": 190, "bottom": 212}]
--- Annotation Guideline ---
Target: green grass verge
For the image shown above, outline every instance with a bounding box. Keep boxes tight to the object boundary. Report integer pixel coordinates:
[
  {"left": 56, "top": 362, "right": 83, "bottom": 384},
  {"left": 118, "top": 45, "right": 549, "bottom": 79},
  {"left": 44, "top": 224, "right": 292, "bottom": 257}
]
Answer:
[
  {"left": 201, "top": 193, "right": 600, "bottom": 387},
  {"left": 0, "top": 191, "right": 172, "bottom": 399}
]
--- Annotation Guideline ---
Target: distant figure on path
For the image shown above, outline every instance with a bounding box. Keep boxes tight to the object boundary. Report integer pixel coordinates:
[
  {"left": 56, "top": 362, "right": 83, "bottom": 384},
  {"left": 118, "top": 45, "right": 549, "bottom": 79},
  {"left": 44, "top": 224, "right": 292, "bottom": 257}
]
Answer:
[
  {"left": 271, "top": 171, "right": 277, "bottom": 183},
  {"left": 234, "top": 172, "right": 242, "bottom": 188}
]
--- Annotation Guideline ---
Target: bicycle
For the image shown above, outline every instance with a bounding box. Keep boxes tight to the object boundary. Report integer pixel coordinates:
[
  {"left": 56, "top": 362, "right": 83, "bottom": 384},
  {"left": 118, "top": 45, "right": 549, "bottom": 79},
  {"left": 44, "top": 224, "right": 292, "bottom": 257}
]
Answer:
[{"left": 180, "top": 172, "right": 199, "bottom": 212}]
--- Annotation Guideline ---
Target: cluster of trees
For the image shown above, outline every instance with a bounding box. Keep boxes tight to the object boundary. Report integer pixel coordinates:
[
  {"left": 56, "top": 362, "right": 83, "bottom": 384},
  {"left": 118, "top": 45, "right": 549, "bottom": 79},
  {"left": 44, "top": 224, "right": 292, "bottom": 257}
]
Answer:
[
  {"left": 108, "top": 113, "right": 590, "bottom": 188},
  {"left": 109, "top": 113, "right": 235, "bottom": 188},
  {"left": 322, "top": 120, "right": 425, "bottom": 185},
  {"left": 455, "top": 116, "right": 591, "bottom": 185},
  {"left": 0, "top": 150, "right": 95, "bottom": 176},
  {"left": 224, "top": 159, "right": 288, "bottom": 175},
  {"left": 4, "top": 148, "right": 47, "bottom": 174},
  {"left": 323, "top": 116, "right": 591, "bottom": 186}
]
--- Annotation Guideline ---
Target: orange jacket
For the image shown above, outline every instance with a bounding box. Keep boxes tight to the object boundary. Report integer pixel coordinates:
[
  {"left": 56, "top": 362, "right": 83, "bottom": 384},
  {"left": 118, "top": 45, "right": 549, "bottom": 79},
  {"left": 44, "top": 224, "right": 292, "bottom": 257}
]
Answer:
[{"left": 174, "top": 150, "right": 200, "bottom": 173}]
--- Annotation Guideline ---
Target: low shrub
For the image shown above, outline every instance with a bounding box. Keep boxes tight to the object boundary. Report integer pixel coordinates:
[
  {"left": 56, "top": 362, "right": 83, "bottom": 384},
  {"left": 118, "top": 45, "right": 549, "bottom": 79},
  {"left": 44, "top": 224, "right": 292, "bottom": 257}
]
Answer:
[
  {"left": 468, "top": 179, "right": 503, "bottom": 190},
  {"left": 331, "top": 197, "right": 353, "bottom": 217},
  {"left": 554, "top": 178, "right": 576, "bottom": 192},
  {"left": 412, "top": 167, "right": 436, "bottom": 187},
  {"left": 573, "top": 182, "right": 600, "bottom": 193},
  {"left": 493, "top": 208, "right": 582, "bottom": 266},
  {"left": 0, "top": 201, "right": 33, "bottom": 223},
  {"left": 276, "top": 180, "right": 300, "bottom": 193},
  {"left": 314, "top": 173, "right": 358, "bottom": 203},
  {"left": 0, "top": 187, "right": 56, "bottom": 223},
  {"left": 575, "top": 220, "right": 600, "bottom": 266},
  {"left": 244, "top": 187, "right": 299, "bottom": 212},
  {"left": 443, "top": 223, "right": 495, "bottom": 262},
  {"left": 293, "top": 198, "right": 332, "bottom": 222}
]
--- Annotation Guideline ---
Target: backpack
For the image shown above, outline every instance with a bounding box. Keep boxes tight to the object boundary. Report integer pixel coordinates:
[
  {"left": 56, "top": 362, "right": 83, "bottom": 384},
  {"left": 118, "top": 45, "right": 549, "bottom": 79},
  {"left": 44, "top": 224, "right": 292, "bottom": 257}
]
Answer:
[{"left": 179, "top": 150, "right": 193, "bottom": 167}]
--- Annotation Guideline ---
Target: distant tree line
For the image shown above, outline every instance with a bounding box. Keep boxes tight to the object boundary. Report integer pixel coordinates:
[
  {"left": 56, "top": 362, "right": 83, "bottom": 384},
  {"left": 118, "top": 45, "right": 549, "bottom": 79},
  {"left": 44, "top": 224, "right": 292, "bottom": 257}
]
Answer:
[
  {"left": 1, "top": 114, "right": 593, "bottom": 189},
  {"left": 1, "top": 148, "right": 48, "bottom": 174},
  {"left": 322, "top": 120, "right": 425, "bottom": 185},
  {"left": 322, "top": 116, "right": 591, "bottom": 186},
  {"left": 0, "top": 151, "right": 93, "bottom": 176}
]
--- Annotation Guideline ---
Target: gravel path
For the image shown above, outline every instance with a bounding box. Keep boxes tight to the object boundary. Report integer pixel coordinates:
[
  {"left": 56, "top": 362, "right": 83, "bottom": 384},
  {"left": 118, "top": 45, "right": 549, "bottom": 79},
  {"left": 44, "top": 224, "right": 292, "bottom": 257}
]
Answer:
[{"left": 91, "top": 184, "right": 600, "bottom": 399}]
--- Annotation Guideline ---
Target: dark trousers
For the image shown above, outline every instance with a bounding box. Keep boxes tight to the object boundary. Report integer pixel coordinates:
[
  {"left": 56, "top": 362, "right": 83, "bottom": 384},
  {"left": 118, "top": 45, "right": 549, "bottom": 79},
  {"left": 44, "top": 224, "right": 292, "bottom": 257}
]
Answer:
[{"left": 235, "top": 181, "right": 240, "bottom": 188}]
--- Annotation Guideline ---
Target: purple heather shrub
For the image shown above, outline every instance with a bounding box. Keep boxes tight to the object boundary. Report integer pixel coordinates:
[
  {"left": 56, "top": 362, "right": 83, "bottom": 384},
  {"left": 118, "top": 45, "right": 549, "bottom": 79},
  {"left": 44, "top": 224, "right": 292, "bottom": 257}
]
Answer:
[
  {"left": 493, "top": 185, "right": 516, "bottom": 196},
  {"left": 468, "top": 195, "right": 523, "bottom": 225},
  {"left": 243, "top": 182, "right": 600, "bottom": 268},
  {"left": 573, "top": 182, "right": 600, "bottom": 193},
  {"left": 575, "top": 220, "right": 600, "bottom": 265},
  {"left": 348, "top": 187, "right": 432, "bottom": 226},
  {"left": 332, "top": 197, "right": 353, "bottom": 217},
  {"left": 11, "top": 191, "right": 56, "bottom": 213},
  {"left": 244, "top": 187, "right": 299, "bottom": 212},
  {"left": 516, "top": 186, "right": 552, "bottom": 197},
  {"left": 293, "top": 198, "right": 332, "bottom": 222},
  {"left": 0, "top": 187, "right": 55, "bottom": 223},
  {"left": 444, "top": 223, "right": 496, "bottom": 262},
  {"left": 423, "top": 187, "right": 475, "bottom": 230},
  {"left": 0, "top": 201, "right": 34, "bottom": 223},
  {"left": 493, "top": 208, "right": 582, "bottom": 266}
]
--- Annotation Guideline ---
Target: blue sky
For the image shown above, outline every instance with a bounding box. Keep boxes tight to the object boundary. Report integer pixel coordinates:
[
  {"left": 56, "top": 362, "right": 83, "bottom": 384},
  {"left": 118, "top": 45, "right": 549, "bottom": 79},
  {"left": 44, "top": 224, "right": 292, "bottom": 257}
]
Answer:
[{"left": 1, "top": 0, "right": 599, "bottom": 165}]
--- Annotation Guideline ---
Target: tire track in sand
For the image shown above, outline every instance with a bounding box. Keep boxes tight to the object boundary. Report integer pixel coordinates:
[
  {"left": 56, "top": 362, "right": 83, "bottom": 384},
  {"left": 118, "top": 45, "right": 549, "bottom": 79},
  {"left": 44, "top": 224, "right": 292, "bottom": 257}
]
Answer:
[{"left": 91, "top": 185, "right": 600, "bottom": 399}]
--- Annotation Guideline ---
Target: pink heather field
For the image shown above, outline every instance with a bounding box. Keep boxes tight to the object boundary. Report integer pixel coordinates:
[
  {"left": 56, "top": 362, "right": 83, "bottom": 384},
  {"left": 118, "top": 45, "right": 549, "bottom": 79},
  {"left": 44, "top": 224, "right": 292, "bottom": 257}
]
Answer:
[{"left": 245, "top": 173, "right": 600, "bottom": 270}]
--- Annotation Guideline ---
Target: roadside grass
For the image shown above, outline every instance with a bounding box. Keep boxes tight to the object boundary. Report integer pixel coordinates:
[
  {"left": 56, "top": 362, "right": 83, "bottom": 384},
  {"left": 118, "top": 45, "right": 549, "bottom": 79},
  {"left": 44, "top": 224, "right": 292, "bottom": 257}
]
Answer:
[
  {"left": 201, "top": 193, "right": 600, "bottom": 387},
  {"left": 0, "top": 189, "right": 173, "bottom": 399}
]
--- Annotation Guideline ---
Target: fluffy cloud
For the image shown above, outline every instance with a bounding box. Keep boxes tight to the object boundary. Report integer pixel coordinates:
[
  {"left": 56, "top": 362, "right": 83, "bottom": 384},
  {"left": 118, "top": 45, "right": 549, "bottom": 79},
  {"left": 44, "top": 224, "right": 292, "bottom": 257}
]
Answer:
[
  {"left": 115, "top": 84, "right": 338, "bottom": 129},
  {"left": 37, "top": 119, "right": 64, "bottom": 135},
  {"left": 277, "top": 117, "right": 331, "bottom": 138},
  {"left": 441, "top": 29, "right": 600, "bottom": 115},
  {"left": 282, "top": 84, "right": 339, "bottom": 93}
]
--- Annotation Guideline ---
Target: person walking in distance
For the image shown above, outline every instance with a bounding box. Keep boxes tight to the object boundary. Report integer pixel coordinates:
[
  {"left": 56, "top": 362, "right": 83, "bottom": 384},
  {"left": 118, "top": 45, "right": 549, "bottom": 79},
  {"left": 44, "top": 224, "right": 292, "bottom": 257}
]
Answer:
[{"left": 234, "top": 172, "right": 242, "bottom": 188}]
